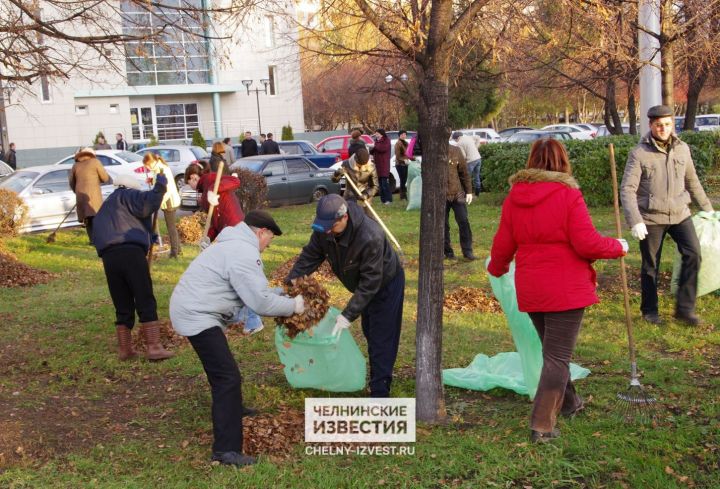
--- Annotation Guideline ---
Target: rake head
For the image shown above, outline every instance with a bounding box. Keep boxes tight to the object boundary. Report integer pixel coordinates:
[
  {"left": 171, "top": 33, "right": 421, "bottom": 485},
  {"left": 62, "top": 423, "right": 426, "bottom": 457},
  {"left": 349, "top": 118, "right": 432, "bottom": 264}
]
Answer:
[
  {"left": 46, "top": 233, "right": 57, "bottom": 244},
  {"left": 615, "top": 378, "right": 657, "bottom": 424}
]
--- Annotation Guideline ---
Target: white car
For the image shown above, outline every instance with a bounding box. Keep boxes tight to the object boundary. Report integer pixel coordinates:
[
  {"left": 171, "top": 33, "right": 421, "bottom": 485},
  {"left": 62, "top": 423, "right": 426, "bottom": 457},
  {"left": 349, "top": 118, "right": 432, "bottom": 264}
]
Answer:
[
  {"left": 540, "top": 124, "right": 596, "bottom": 140},
  {"left": 695, "top": 114, "right": 720, "bottom": 132},
  {"left": 459, "top": 128, "right": 502, "bottom": 144},
  {"left": 54, "top": 150, "right": 145, "bottom": 181},
  {"left": 135, "top": 145, "right": 210, "bottom": 186},
  {"left": 0, "top": 160, "right": 13, "bottom": 181},
  {"left": 0, "top": 164, "right": 115, "bottom": 233}
]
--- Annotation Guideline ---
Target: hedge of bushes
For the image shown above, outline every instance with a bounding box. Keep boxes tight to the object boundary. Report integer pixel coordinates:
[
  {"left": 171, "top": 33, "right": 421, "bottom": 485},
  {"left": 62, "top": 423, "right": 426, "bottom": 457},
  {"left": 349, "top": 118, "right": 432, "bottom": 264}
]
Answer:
[{"left": 479, "top": 132, "right": 720, "bottom": 206}]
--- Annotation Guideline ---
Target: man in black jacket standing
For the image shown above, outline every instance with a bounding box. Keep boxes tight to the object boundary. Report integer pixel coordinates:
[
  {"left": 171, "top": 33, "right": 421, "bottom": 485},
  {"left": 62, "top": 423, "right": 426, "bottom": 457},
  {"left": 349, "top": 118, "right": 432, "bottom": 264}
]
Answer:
[
  {"left": 3, "top": 143, "right": 16, "bottom": 170},
  {"left": 260, "top": 132, "right": 280, "bottom": 154},
  {"left": 287, "top": 194, "right": 405, "bottom": 397},
  {"left": 240, "top": 131, "right": 259, "bottom": 157}
]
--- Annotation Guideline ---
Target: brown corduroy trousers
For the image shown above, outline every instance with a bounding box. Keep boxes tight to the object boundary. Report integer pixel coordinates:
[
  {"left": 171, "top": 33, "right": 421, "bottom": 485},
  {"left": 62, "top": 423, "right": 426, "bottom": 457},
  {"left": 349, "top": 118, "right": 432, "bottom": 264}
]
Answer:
[{"left": 528, "top": 308, "right": 586, "bottom": 433}]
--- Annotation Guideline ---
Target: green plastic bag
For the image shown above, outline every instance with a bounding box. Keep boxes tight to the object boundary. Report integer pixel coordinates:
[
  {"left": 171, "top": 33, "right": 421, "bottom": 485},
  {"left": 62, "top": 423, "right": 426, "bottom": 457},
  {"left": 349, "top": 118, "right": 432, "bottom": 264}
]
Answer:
[
  {"left": 442, "top": 260, "right": 590, "bottom": 399},
  {"left": 405, "top": 160, "right": 422, "bottom": 190},
  {"left": 406, "top": 174, "right": 422, "bottom": 211},
  {"left": 671, "top": 211, "right": 720, "bottom": 297},
  {"left": 275, "top": 307, "right": 367, "bottom": 392}
]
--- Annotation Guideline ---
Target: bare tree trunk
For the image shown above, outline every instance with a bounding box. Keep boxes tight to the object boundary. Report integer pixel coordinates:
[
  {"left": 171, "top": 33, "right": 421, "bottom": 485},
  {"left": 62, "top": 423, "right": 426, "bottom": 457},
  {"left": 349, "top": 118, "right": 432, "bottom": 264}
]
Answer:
[
  {"left": 684, "top": 65, "right": 707, "bottom": 131},
  {"left": 627, "top": 78, "right": 637, "bottom": 135},
  {"left": 661, "top": 0, "right": 674, "bottom": 108},
  {"left": 604, "top": 77, "right": 623, "bottom": 134}
]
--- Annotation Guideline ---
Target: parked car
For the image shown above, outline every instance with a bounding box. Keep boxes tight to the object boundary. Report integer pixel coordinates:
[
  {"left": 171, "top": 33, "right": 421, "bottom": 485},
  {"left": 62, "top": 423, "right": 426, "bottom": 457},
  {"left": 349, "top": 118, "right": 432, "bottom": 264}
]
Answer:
[
  {"left": 540, "top": 124, "right": 595, "bottom": 139},
  {"left": 0, "top": 165, "right": 115, "bottom": 233},
  {"left": 0, "top": 160, "right": 13, "bottom": 182},
  {"left": 135, "top": 145, "right": 210, "bottom": 186},
  {"left": 505, "top": 130, "right": 573, "bottom": 143},
  {"left": 230, "top": 140, "right": 339, "bottom": 168},
  {"left": 574, "top": 123, "right": 599, "bottom": 135},
  {"left": 316, "top": 134, "right": 375, "bottom": 161},
  {"left": 695, "top": 114, "right": 720, "bottom": 132},
  {"left": 498, "top": 127, "right": 533, "bottom": 140},
  {"left": 180, "top": 155, "right": 341, "bottom": 210},
  {"left": 458, "top": 128, "right": 502, "bottom": 144},
  {"left": 595, "top": 124, "right": 640, "bottom": 137},
  {"left": 54, "top": 150, "right": 145, "bottom": 177},
  {"left": 675, "top": 116, "right": 685, "bottom": 132}
]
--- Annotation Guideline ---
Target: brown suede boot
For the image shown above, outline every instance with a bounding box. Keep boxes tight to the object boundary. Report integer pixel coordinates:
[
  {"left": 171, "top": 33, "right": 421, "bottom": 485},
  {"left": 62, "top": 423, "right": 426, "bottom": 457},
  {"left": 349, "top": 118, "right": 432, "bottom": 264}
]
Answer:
[
  {"left": 141, "top": 321, "right": 174, "bottom": 361},
  {"left": 116, "top": 325, "right": 137, "bottom": 361}
]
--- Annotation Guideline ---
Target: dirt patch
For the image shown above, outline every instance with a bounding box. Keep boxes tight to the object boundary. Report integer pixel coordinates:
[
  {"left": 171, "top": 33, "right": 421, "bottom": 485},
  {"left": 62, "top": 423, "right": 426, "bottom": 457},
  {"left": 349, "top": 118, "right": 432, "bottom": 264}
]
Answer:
[
  {"left": 270, "top": 255, "right": 335, "bottom": 285},
  {"left": 444, "top": 287, "right": 502, "bottom": 314},
  {"left": 596, "top": 265, "right": 672, "bottom": 296},
  {"left": 0, "top": 251, "right": 56, "bottom": 288}
]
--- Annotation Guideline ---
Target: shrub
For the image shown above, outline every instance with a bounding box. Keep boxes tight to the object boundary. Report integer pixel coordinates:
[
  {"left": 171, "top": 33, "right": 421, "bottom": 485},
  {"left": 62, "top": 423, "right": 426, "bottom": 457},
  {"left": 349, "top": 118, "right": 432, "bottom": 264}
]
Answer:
[
  {"left": 234, "top": 167, "right": 268, "bottom": 212},
  {"left": 147, "top": 134, "right": 159, "bottom": 147},
  {"left": 0, "top": 189, "right": 28, "bottom": 238},
  {"left": 191, "top": 129, "right": 206, "bottom": 148},
  {"left": 479, "top": 132, "right": 720, "bottom": 206},
  {"left": 281, "top": 124, "right": 294, "bottom": 141}
]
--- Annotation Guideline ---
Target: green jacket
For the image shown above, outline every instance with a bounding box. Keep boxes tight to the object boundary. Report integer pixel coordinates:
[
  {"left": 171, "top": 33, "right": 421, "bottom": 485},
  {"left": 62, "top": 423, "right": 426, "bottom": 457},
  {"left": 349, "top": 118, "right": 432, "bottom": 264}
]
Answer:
[{"left": 620, "top": 133, "right": 712, "bottom": 226}]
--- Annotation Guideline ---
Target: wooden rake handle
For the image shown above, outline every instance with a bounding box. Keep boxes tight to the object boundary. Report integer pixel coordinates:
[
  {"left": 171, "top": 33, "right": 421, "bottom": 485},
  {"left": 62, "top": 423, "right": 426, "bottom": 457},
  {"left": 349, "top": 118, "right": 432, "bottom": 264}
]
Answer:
[{"left": 201, "top": 160, "right": 225, "bottom": 244}]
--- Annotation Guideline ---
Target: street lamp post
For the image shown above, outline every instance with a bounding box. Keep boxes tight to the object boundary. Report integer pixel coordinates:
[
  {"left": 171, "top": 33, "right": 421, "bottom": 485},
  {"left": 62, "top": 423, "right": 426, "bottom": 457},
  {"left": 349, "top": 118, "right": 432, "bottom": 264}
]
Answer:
[
  {"left": 242, "top": 79, "right": 271, "bottom": 134},
  {"left": 384, "top": 73, "right": 408, "bottom": 129}
]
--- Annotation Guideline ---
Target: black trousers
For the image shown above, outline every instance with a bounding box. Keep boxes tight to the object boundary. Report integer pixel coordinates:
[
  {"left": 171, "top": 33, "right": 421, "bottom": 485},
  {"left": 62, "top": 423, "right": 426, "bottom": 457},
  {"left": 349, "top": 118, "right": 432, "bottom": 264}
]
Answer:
[
  {"left": 188, "top": 327, "right": 243, "bottom": 453},
  {"left": 396, "top": 165, "right": 408, "bottom": 195},
  {"left": 639, "top": 218, "right": 701, "bottom": 315},
  {"left": 528, "top": 308, "right": 585, "bottom": 433},
  {"left": 360, "top": 268, "right": 405, "bottom": 397},
  {"left": 101, "top": 245, "right": 158, "bottom": 328},
  {"left": 444, "top": 199, "right": 473, "bottom": 258}
]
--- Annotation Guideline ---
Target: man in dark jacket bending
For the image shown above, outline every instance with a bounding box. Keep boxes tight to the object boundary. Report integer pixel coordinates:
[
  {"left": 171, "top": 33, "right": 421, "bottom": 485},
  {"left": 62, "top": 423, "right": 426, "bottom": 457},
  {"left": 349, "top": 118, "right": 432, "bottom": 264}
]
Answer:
[
  {"left": 93, "top": 174, "right": 174, "bottom": 362},
  {"left": 287, "top": 194, "right": 405, "bottom": 397}
]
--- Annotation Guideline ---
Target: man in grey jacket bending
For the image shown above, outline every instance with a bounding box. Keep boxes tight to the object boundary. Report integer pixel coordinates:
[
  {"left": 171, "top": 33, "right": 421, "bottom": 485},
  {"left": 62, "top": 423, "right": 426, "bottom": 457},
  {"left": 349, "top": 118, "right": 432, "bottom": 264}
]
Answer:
[
  {"left": 621, "top": 105, "right": 714, "bottom": 326},
  {"left": 170, "top": 210, "right": 305, "bottom": 467}
]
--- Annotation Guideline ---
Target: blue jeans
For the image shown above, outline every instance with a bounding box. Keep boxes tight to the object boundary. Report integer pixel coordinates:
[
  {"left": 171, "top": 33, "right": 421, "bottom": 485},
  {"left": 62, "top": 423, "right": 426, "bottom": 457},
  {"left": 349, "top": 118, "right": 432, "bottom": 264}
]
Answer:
[
  {"left": 379, "top": 176, "right": 393, "bottom": 203},
  {"left": 467, "top": 158, "right": 482, "bottom": 193}
]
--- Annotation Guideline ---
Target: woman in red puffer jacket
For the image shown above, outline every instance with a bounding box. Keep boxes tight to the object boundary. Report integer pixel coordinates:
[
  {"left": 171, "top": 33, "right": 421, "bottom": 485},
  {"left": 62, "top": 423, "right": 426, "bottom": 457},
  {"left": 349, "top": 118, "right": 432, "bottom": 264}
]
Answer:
[{"left": 488, "top": 138, "right": 627, "bottom": 443}]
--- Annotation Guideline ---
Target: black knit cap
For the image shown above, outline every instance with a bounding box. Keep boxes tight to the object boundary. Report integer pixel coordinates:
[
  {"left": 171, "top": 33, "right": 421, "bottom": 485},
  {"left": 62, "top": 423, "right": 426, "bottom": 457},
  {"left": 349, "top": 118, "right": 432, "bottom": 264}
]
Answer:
[
  {"left": 647, "top": 105, "right": 673, "bottom": 119},
  {"left": 245, "top": 210, "right": 283, "bottom": 236}
]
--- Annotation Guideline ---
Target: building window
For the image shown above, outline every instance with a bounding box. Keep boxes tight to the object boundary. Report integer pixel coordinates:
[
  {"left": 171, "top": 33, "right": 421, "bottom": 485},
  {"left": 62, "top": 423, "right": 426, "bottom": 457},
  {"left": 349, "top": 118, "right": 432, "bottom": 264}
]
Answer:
[
  {"left": 155, "top": 103, "right": 199, "bottom": 140},
  {"left": 121, "top": 0, "right": 209, "bottom": 86},
  {"left": 75, "top": 105, "right": 88, "bottom": 116},
  {"left": 264, "top": 15, "right": 275, "bottom": 48},
  {"left": 268, "top": 65, "right": 277, "bottom": 95},
  {"left": 109, "top": 104, "right": 120, "bottom": 114}
]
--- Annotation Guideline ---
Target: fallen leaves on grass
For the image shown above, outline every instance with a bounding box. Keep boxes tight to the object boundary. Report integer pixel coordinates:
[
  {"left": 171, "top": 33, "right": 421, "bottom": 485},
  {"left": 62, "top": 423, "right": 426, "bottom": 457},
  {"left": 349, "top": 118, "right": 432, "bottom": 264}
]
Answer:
[
  {"left": 444, "top": 287, "right": 502, "bottom": 313},
  {"left": 242, "top": 406, "right": 304, "bottom": 458},
  {"left": 176, "top": 212, "right": 207, "bottom": 244},
  {"left": 270, "top": 255, "right": 335, "bottom": 285},
  {"left": 0, "top": 251, "right": 56, "bottom": 288},
  {"left": 275, "top": 275, "right": 330, "bottom": 338},
  {"left": 132, "top": 319, "right": 188, "bottom": 352}
]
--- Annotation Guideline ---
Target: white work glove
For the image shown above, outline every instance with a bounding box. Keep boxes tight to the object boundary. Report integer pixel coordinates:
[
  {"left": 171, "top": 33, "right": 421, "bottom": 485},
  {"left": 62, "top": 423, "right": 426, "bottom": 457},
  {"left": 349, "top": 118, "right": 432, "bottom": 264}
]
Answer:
[
  {"left": 466, "top": 194, "right": 473, "bottom": 205},
  {"left": 631, "top": 222, "right": 648, "bottom": 241},
  {"left": 293, "top": 295, "right": 305, "bottom": 315},
  {"left": 332, "top": 314, "right": 351, "bottom": 337},
  {"left": 617, "top": 238, "right": 629, "bottom": 254},
  {"left": 207, "top": 190, "right": 219, "bottom": 207}
]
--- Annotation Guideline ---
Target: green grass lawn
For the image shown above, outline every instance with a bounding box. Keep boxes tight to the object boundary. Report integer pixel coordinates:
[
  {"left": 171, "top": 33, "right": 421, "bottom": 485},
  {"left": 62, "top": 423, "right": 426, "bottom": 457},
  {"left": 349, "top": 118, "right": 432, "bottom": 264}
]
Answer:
[{"left": 0, "top": 195, "right": 718, "bottom": 488}]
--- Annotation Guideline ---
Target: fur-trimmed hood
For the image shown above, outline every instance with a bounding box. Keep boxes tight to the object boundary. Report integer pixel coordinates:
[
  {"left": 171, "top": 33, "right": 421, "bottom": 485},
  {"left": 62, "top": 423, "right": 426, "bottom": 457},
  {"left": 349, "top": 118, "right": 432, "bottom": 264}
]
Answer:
[
  {"left": 74, "top": 147, "right": 96, "bottom": 162},
  {"left": 508, "top": 168, "right": 579, "bottom": 207}
]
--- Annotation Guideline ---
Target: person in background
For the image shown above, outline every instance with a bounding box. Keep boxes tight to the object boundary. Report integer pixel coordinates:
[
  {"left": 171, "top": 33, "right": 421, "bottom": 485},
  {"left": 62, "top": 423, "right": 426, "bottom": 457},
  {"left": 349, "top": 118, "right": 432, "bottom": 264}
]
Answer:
[
  {"left": 92, "top": 173, "right": 174, "bottom": 362},
  {"left": 620, "top": 105, "right": 714, "bottom": 326},
  {"left": 332, "top": 147, "right": 378, "bottom": 216},
  {"left": 452, "top": 131, "right": 483, "bottom": 195},
  {"left": 394, "top": 130, "right": 414, "bottom": 200},
  {"left": 370, "top": 128, "right": 392, "bottom": 205},
  {"left": 222, "top": 137, "right": 236, "bottom": 164},
  {"left": 258, "top": 134, "right": 267, "bottom": 154},
  {"left": 241, "top": 131, "right": 259, "bottom": 157},
  {"left": 444, "top": 144, "right": 476, "bottom": 261},
  {"left": 140, "top": 153, "right": 182, "bottom": 258},
  {"left": 348, "top": 129, "right": 367, "bottom": 160},
  {"left": 170, "top": 210, "right": 304, "bottom": 467},
  {"left": 70, "top": 147, "right": 110, "bottom": 244},
  {"left": 208, "top": 141, "right": 226, "bottom": 172},
  {"left": 93, "top": 134, "right": 112, "bottom": 150},
  {"left": 260, "top": 132, "right": 280, "bottom": 155},
  {"left": 116, "top": 133, "right": 128, "bottom": 151},
  {"left": 3, "top": 142, "right": 17, "bottom": 170},
  {"left": 488, "top": 138, "right": 626, "bottom": 443},
  {"left": 287, "top": 195, "right": 404, "bottom": 398}
]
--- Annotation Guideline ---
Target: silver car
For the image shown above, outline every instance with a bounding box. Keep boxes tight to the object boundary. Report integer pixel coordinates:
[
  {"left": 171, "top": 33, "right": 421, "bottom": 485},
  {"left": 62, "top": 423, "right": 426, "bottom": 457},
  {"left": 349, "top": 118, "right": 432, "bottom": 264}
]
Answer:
[
  {"left": 135, "top": 145, "right": 210, "bottom": 186},
  {"left": 0, "top": 165, "right": 114, "bottom": 233},
  {"left": 0, "top": 161, "right": 13, "bottom": 181}
]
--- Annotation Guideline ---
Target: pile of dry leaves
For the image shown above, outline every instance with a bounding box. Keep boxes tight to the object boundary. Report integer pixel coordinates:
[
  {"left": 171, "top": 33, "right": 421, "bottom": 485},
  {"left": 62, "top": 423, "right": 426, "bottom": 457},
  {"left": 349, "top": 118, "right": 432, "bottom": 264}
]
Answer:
[
  {"left": 270, "top": 255, "right": 335, "bottom": 285},
  {"left": 443, "top": 287, "right": 502, "bottom": 313},
  {"left": 0, "top": 252, "right": 56, "bottom": 288},
  {"left": 176, "top": 212, "right": 207, "bottom": 244},
  {"left": 242, "top": 406, "right": 304, "bottom": 458},
  {"left": 132, "top": 319, "right": 188, "bottom": 352},
  {"left": 275, "top": 275, "right": 330, "bottom": 338}
]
